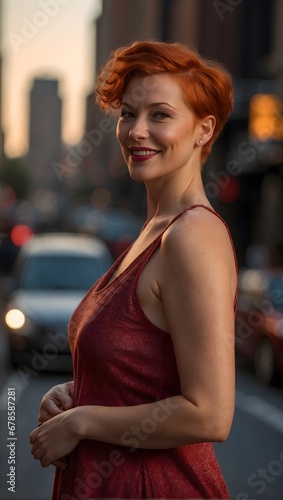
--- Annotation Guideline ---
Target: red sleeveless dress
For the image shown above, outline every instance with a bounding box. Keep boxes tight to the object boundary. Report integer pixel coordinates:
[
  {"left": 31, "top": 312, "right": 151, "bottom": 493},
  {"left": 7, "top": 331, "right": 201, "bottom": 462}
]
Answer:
[{"left": 52, "top": 205, "right": 237, "bottom": 500}]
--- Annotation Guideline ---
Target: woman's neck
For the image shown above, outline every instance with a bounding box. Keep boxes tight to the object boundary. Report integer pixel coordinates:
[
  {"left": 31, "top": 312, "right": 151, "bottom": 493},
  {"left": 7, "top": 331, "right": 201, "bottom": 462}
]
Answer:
[{"left": 144, "top": 169, "right": 208, "bottom": 222}]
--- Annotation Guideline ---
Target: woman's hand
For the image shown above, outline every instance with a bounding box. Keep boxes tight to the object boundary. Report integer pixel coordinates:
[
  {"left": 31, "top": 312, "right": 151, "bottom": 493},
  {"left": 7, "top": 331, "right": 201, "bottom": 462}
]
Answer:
[
  {"left": 30, "top": 408, "right": 81, "bottom": 469},
  {"left": 38, "top": 381, "right": 74, "bottom": 424}
]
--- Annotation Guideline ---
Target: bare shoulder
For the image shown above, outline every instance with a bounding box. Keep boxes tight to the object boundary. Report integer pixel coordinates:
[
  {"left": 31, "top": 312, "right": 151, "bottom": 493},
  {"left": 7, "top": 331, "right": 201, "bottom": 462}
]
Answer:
[
  {"left": 163, "top": 206, "right": 234, "bottom": 253},
  {"left": 159, "top": 206, "right": 237, "bottom": 295}
]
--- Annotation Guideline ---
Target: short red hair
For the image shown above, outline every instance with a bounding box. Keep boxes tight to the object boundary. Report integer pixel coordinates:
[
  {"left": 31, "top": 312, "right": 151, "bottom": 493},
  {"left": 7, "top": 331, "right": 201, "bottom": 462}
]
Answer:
[{"left": 96, "top": 41, "right": 233, "bottom": 163}]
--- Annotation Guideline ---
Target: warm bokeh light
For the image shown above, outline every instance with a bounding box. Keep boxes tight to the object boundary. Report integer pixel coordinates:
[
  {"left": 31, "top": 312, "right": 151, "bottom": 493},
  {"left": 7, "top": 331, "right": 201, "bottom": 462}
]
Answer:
[
  {"left": 10, "top": 224, "right": 33, "bottom": 246},
  {"left": 5, "top": 309, "right": 26, "bottom": 329},
  {"left": 249, "top": 94, "right": 283, "bottom": 141}
]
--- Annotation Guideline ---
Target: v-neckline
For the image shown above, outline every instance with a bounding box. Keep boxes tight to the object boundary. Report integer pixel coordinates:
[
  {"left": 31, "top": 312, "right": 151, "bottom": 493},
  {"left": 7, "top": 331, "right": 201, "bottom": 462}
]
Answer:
[
  {"left": 96, "top": 204, "right": 215, "bottom": 293},
  {"left": 96, "top": 230, "right": 163, "bottom": 293}
]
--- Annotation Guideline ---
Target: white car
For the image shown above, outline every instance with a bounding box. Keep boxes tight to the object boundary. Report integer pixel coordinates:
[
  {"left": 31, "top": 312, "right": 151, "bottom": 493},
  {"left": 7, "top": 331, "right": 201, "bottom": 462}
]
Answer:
[{"left": 2, "top": 233, "right": 113, "bottom": 372}]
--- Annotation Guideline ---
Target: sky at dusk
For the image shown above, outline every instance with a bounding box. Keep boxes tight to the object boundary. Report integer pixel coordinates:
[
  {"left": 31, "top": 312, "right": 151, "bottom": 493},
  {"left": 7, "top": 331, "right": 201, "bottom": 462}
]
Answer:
[{"left": 1, "top": 0, "right": 102, "bottom": 157}]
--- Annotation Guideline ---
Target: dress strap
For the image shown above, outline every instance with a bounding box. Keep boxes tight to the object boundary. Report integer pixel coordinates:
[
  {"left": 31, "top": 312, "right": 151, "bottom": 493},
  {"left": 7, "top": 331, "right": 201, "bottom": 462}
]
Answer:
[{"left": 135, "top": 204, "right": 238, "bottom": 308}]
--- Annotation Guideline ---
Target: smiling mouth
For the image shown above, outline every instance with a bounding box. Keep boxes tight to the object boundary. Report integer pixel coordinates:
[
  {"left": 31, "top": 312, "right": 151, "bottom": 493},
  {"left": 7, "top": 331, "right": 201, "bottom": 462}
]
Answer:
[
  {"left": 129, "top": 148, "right": 160, "bottom": 160},
  {"left": 133, "top": 150, "right": 157, "bottom": 156}
]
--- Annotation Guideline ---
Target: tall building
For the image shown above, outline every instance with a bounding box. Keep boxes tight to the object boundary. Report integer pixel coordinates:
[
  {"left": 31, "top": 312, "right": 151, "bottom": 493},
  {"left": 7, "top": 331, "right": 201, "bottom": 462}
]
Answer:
[
  {"left": 27, "top": 78, "right": 62, "bottom": 193},
  {"left": 270, "top": 0, "right": 283, "bottom": 99},
  {"left": 95, "top": 0, "right": 163, "bottom": 74}
]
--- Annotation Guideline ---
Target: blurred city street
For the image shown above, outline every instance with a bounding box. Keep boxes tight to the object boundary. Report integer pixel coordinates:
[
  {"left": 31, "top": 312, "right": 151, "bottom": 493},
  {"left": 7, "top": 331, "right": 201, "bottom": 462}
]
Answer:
[
  {"left": 0, "top": 323, "right": 283, "bottom": 499},
  {"left": 0, "top": 0, "right": 283, "bottom": 499}
]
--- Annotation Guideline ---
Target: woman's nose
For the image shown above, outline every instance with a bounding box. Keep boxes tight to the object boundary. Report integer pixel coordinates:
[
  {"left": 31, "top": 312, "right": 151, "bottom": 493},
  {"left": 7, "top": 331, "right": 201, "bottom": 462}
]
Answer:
[{"left": 129, "top": 117, "right": 149, "bottom": 140}]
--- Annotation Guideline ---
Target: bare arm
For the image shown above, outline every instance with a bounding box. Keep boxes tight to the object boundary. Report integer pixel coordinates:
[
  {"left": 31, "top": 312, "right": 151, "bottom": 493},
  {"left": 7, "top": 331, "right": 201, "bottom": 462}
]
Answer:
[{"left": 158, "top": 208, "right": 237, "bottom": 438}]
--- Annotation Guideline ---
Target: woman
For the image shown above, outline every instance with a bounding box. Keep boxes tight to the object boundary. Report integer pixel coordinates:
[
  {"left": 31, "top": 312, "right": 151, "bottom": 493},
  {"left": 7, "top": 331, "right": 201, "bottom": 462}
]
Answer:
[{"left": 30, "top": 41, "right": 238, "bottom": 499}]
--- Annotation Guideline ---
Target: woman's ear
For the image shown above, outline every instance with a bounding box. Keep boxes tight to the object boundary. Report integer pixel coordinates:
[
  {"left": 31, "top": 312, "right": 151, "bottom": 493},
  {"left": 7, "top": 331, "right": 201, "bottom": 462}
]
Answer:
[{"left": 198, "top": 115, "right": 216, "bottom": 145}]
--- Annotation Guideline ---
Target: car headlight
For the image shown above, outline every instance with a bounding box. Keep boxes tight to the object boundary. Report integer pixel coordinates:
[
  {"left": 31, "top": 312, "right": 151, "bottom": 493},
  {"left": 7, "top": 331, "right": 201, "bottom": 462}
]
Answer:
[{"left": 5, "top": 309, "right": 26, "bottom": 330}]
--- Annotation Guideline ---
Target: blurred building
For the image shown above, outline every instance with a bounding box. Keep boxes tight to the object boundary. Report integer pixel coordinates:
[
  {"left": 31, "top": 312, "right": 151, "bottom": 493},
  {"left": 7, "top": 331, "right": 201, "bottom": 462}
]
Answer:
[
  {"left": 95, "top": 0, "right": 163, "bottom": 72},
  {"left": 27, "top": 78, "right": 62, "bottom": 194},
  {"left": 270, "top": 0, "right": 283, "bottom": 99}
]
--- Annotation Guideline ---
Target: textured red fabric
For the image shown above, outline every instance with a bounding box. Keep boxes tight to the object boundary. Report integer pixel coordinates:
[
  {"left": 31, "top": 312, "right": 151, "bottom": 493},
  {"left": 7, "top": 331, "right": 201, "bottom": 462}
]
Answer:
[{"left": 52, "top": 205, "right": 237, "bottom": 499}]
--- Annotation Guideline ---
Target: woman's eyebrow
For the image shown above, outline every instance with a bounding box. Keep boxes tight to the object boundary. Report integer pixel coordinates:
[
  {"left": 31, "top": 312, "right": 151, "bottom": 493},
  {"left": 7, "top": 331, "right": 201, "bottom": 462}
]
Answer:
[
  {"left": 149, "top": 102, "right": 177, "bottom": 110},
  {"left": 121, "top": 100, "right": 176, "bottom": 110}
]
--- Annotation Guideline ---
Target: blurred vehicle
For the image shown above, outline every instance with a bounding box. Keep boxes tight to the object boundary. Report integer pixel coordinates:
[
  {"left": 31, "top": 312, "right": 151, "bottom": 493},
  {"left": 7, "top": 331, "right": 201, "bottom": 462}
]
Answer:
[
  {"left": 235, "top": 268, "right": 283, "bottom": 385},
  {"left": 1, "top": 233, "right": 113, "bottom": 371}
]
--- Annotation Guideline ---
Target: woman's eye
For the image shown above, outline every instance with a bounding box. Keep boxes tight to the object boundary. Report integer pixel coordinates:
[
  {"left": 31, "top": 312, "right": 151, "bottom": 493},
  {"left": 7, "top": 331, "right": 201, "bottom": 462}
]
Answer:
[
  {"left": 153, "top": 112, "right": 170, "bottom": 119},
  {"left": 120, "top": 110, "right": 134, "bottom": 119}
]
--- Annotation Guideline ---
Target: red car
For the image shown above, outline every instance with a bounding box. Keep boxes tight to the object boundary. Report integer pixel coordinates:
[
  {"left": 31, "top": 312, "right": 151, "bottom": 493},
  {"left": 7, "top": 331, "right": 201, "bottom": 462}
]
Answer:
[{"left": 235, "top": 268, "right": 283, "bottom": 385}]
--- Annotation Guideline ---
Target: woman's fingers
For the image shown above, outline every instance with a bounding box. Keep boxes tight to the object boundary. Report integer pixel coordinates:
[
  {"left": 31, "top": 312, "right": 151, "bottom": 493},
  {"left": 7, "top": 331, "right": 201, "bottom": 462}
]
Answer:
[
  {"left": 31, "top": 439, "right": 67, "bottom": 469},
  {"left": 51, "top": 459, "right": 68, "bottom": 470},
  {"left": 38, "top": 385, "right": 74, "bottom": 423},
  {"left": 38, "top": 400, "right": 64, "bottom": 423}
]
